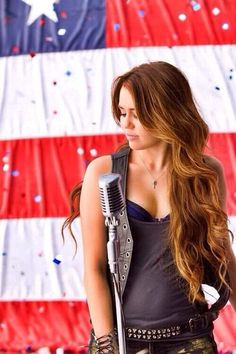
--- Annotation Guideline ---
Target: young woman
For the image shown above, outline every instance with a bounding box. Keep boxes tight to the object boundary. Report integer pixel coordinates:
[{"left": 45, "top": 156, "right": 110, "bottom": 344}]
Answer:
[{"left": 64, "top": 61, "right": 236, "bottom": 353}]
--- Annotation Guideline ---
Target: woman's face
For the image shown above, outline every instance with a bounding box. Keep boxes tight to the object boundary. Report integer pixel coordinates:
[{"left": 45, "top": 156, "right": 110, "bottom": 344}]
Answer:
[{"left": 118, "top": 86, "right": 159, "bottom": 150}]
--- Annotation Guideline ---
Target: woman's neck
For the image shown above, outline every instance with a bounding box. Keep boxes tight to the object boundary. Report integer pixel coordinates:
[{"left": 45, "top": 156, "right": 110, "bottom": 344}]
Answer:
[{"left": 132, "top": 143, "right": 171, "bottom": 171}]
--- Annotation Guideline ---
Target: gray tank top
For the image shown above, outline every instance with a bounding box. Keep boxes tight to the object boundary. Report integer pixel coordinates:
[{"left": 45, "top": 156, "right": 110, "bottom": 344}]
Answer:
[{"left": 122, "top": 214, "right": 212, "bottom": 339}]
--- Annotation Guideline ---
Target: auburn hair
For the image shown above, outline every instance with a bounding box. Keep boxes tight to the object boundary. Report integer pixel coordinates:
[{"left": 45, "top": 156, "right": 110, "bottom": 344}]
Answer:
[{"left": 63, "top": 61, "right": 232, "bottom": 303}]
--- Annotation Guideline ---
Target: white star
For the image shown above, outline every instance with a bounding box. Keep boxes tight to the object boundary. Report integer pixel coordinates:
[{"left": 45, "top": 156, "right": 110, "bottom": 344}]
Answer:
[{"left": 22, "top": 0, "right": 59, "bottom": 26}]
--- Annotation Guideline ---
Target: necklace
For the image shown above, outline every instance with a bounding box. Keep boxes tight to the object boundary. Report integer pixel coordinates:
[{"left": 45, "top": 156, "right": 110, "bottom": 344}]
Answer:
[{"left": 138, "top": 153, "right": 168, "bottom": 189}]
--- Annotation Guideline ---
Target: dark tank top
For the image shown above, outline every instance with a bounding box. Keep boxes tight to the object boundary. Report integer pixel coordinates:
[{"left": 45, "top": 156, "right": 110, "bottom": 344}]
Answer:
[{"left": 123, "top": 199, "right": 211, "bottom": 340}]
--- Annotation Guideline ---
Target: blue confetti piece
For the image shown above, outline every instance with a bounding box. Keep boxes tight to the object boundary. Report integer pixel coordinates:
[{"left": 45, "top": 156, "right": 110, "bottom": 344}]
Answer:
[
  {"left": 229, "top": 68, "right": 234, "bottom": 79},
  {"left": 114, "top": 23, "right": 120, "bottom": 31},
  {"left": 214, "top": 86, "right": 220, "bottom": 91},
  {"left": 2, "top": 252, "right": 7, "bottom": 256},
  {"left": 11, "top": 170, "right": 20, "bottom": 177},
  {"left": 53, "top": 258, "right": 61, "bottom": 265},
  {"left": 192, "top": 3, "right": 201, "bottom": 11},
  {"left": 53, "top": 254, "right": 63, "bottom": 265},
  {"left": 65, "top": 70, "right": 72, "bottom": 76},
  {"left": 138, "top": 9, "right": 145, "bottom": 17}
]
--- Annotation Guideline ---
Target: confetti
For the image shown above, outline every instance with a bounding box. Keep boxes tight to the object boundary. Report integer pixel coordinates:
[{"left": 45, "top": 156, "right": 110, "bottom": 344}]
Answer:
[
  {"left": 34, "top": 194, "right": 42, "bottom": 203},
  {"left": 190, "top": 1, "right": 201, "bottom": 11},
  {"left": 60, "top": 10, "right": 68, "bottom": 18},
  {"left": 53, "top": 254, "right": 63, "bottom": 265},
  {"left": 11, "top": 170, "right": 20, "bottom": 176},
  {"left": 221, "top": 22, "right": 229, "bottom": 30},
  {"left": 138, "top": 9, "right": 145, "bottom": 17},
  {"left": 45, "top": 36, "right": 53, "bottom": 42},
  {"left": 215, "top": 86, "right": 220, "bottom": 91},
  {"left": 65, "top": 70, "right": 72, "bottom": 76},
  {"left": 178, "top": 13, "right": 187, "bottom": 21},
  {"left": 58, "top": 28, "right": 66, "bottom": 36},
  {"left": 39, "top": 19, "right": 46, "bottom": 26},
  {"left": 114, "top": 23, "right": 120, "bottom": 31},
  {"left": 3, "top": 164, "right": 9, "bottom": 172},
  {"left": 90, "top": 148, "right": 98, "bottom": 157},
  {"left": 2, "top": 155, "right": 9, "bottom": 163},
  {"left": 77, "top": 147, "right": 84, "bottom": 155},
  {"left": 228, "top": 68, "right": 234, "bottom": 80},
  {"left": 11, "top": 46, "right": 20, "bottom": 53},
  {"left": 38, "top": 306, "right": 45, "bottom": 313},
  {"left": 212, "top": 7, "right": 220, "bottom": 16},
  {"left": 2, "top": 252, "right": 7, "bottom": 256},
  {"left": 29, "top": 51, "right": 36, "bottom": 58}
]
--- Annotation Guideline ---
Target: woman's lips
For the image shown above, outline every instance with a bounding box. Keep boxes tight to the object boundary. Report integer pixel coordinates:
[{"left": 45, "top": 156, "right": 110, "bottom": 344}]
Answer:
[{"left": 126, "top": 134, "right": 138, "bottom": 141}]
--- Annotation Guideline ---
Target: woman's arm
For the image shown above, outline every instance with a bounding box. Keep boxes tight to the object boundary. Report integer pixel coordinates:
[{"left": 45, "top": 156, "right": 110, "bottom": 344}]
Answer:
[
  {"left": 207, "top": 155, "right": 236, "bottom": 311},
  {"left": 80, "top": 155, "right": 114, "bottom": 337}
]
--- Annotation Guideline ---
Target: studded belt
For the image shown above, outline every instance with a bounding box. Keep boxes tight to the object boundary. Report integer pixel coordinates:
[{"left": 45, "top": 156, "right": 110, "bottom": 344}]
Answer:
[{"left": 122, "top": 311, "right": 218, "bottom": 341}]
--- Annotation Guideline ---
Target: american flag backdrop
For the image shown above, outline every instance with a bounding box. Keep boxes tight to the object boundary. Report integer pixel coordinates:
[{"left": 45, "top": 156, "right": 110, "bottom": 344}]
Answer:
[{"left": 0, "top": 0, "right": 236, "bottom": 352}]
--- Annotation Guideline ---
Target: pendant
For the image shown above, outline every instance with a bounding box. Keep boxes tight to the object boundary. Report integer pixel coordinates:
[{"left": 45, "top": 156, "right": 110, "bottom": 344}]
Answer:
[{"left": 153, "top": 180, "right": 157, "bottom": 189}]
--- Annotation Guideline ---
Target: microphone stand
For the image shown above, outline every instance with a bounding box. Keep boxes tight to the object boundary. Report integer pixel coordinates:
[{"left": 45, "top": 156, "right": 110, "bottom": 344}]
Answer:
[{"left": 105, "top": 216, "right": 127, "bottom": 354}]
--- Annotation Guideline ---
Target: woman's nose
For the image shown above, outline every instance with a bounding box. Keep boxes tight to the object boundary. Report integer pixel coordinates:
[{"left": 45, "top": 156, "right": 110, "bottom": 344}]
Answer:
[{"left": 122, "top": 114, "right": 134, "bottom": 129}]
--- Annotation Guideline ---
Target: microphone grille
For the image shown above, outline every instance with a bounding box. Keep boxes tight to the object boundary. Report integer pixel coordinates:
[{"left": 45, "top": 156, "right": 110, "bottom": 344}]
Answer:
[{"left": 99, "top": 174, "right": 125, "bottom": 217}]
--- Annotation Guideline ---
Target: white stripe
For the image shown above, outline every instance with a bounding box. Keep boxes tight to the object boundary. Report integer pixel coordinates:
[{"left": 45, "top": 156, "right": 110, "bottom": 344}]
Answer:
[
  {"left": 0, "top": 217, "right": 86, "bottom": 300},
  {"left": 0, "top": 45, "right": 236, "bottom": 140},
  {"left": 0, "top": 216, "right": 235, "bottom": 301}
]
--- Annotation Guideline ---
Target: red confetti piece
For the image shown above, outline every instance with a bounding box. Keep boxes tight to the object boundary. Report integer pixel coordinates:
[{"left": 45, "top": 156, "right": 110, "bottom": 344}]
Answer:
[
  {"left": 11, "top": 46, "right": 20, "bottom": 54},
  {"left": 39, "top": 18, "right": 46, "bottom": 26},
  {"left": 29, "top": 51, "right": 36, "bottom": 58},
  {"left": 60, "top": 10, "right": 68, "bottom": 18}
]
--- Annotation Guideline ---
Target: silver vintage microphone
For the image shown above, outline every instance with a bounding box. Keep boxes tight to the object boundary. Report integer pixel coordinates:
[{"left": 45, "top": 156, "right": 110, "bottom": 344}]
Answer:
[
  {"left": 99, "top": 173, "right": 125, "bottom": 220},
  {"left": 99, "top": 173, "right": 127, "bottom": 354}
]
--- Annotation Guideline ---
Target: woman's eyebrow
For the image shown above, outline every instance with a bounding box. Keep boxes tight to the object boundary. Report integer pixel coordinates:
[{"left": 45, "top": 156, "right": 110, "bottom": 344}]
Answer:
[{"left": 118, "top": 105, "right": 136, "bottom": 110}]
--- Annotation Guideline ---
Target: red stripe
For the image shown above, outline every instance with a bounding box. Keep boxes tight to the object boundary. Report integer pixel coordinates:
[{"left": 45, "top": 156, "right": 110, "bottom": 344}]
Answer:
[
  {"left": 214, "top": 304, "right": 236, "bottom": 349},
  {"left": 0, "top": 301, "right": 90, "bottom": 352},
  {"left": 0, "top": 134, "right": 125, "bottom": 219},
  {"left": 0, "top": 133, "right": 235, "bottom": 218},
  {"left": 106, "top": 0, "right": 236, "bottom": 47},
  {"left": 0, "top": 300, "right": 235, "bottom": 351}
]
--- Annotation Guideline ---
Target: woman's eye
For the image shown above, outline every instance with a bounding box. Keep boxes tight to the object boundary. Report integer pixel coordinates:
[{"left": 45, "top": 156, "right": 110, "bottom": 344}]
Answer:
[{"left": 120, "top": 113, "right": 126, "bottom": 117}]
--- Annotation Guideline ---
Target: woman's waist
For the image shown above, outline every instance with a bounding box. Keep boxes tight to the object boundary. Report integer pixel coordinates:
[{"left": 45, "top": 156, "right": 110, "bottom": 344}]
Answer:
[{"left": 117, "top": 311, "right": 217, "bottom": 343}]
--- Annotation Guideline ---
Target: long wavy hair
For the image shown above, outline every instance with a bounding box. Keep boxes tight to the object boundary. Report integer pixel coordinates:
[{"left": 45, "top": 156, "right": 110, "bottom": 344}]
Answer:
[{"left": 63, "top": 61, "right": 232, "bottom": 303}]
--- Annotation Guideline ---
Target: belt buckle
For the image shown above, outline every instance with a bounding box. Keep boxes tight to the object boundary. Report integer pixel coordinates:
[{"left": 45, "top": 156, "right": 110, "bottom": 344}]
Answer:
[{"left": 189, "top": 314, "right": 207, "bottom": 332}]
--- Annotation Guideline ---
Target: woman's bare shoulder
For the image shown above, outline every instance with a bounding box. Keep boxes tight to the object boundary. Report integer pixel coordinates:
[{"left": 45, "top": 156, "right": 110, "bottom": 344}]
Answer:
[{"left": 84, "top": 154, "right": 112, "bottom": 180}]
